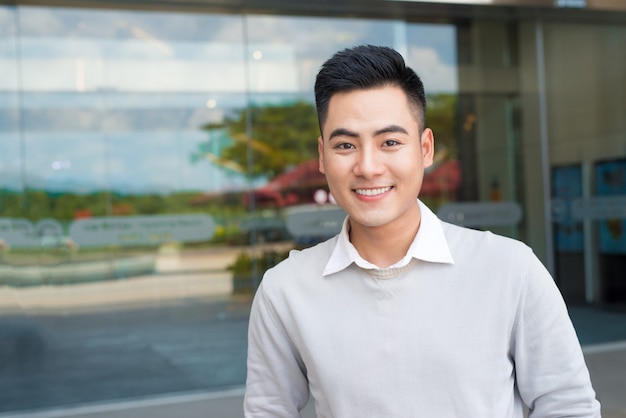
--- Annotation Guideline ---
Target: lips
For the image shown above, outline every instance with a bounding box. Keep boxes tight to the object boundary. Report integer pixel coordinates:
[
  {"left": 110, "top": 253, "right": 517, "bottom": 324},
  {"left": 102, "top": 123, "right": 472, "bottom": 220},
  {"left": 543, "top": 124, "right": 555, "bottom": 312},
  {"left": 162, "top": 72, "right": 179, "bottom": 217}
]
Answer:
[{"left": 354, "top": 186, "right": 392, "bottom": 196}]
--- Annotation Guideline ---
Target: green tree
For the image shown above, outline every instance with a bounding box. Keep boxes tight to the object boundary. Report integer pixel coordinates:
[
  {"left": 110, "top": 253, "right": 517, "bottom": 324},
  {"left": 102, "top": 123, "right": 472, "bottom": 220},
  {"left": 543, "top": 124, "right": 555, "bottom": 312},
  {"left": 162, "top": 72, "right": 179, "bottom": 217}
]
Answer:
[
  {"left": 53, "top": 193, "right": 86, "bottom": 220},
  {"left": 23, "top": 190, "right": 52, "bottom": 221},
  {"left": 0, "top": 191, "right": 23, "bottom": 217},
  {"left": 200, "top": 101, "right": 320, "bottom": 179},
  {"left": 426, "top": 93, "right": 458, "bottom": 159}
]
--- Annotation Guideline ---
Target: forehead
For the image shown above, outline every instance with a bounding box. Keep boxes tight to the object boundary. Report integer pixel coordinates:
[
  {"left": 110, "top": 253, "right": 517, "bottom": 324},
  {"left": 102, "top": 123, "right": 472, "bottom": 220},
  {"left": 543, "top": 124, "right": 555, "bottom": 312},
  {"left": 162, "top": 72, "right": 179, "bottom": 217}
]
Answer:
[{"left": 324, "top": 86, "right": 421, "bottom": 131}]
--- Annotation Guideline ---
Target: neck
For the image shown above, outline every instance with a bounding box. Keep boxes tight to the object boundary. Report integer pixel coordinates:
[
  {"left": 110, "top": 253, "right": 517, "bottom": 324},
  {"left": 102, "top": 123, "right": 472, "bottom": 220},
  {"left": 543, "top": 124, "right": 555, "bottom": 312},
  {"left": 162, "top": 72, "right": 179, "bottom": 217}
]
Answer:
[{"left": 349, "top": 206, "right": 422, "bottom": 268}]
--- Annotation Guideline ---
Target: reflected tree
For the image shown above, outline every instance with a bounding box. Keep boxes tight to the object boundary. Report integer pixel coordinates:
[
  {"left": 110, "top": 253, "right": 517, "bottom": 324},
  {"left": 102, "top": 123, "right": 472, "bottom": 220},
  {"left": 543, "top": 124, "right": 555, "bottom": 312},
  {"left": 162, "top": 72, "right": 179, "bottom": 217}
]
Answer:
[
  {"left": 197, "top": 101, "right": 320, "bottom": 179},
  {"left": 195, "top": 96, "right": 457, "bottom": 180},
  {"left": 426, "top": 93, "right": 458, "bottom": 160}
]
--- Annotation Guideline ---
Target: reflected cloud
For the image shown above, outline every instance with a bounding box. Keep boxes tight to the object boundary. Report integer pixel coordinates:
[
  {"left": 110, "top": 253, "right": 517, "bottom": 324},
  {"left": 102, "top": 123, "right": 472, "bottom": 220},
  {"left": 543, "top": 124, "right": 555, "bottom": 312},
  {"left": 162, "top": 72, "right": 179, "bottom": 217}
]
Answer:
[
  {"left": 408, "top": 46, "right": 458, "bottom": 92},
  {"left": 19, "top": 6, "right": 243, "bottom": 41},
  {"left": 0, "top": 9, "right": 16, "bottom": 38},
  {"left": 122, "top": 21, "right": 173, "bottom": 56}
]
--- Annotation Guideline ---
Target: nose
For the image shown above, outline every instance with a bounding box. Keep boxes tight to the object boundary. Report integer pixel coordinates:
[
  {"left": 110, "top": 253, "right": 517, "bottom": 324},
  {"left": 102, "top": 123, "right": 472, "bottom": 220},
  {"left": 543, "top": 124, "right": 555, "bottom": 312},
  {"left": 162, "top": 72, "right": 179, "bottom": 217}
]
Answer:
[{"left": 353, "top": 146, "right": 385, "bottom": 178}]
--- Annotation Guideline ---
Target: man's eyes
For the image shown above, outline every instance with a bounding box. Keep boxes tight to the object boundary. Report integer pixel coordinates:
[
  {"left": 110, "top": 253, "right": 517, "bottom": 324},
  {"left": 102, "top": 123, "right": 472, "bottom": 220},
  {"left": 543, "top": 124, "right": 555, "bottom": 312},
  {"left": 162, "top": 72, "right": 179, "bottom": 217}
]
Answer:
[
  {"left": 383, "top": 139, "right": 401, "bottom": 147},
  {"left": 333, "top": 139, "right": 401, "bottom": 150}
]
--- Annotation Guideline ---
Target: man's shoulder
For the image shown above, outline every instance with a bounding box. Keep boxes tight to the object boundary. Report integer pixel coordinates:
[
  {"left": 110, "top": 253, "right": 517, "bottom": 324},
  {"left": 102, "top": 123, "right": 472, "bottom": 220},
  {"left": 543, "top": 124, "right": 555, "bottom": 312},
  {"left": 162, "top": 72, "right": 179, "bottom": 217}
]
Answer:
[
  {"left": 438, "top": 221, "right": 548, "bottom": 292},
  {"left": 440, "top": 220, "right": 533, "bottom": 259}
]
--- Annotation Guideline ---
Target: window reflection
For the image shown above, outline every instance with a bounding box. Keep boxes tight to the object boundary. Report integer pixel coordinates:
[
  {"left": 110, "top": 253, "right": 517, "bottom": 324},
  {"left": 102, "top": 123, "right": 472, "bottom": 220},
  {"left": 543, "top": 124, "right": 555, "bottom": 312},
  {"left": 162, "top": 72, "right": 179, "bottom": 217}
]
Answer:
[
  {"left": 405, "top": 24, "right": 460, "bottom": 213},
  {"left": 0, "top": 6, "right": 462, "bottom": 414},
  {"left": 1, "top": 7, "right": 254, "bottom": 412},
  {"left": 245, "top": 15, "right": 397, "bottom": 92},
  {"left": 18, "top": 7, "right": 246, "bottom": 93}
]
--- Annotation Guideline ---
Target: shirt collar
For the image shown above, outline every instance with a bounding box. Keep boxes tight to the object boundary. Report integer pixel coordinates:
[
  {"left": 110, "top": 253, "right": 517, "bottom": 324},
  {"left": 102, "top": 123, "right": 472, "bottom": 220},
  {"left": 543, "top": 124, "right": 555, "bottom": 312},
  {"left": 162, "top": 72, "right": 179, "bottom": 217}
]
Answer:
[{"left": 323, "top": 200, "right": 455, "bottom": 276}]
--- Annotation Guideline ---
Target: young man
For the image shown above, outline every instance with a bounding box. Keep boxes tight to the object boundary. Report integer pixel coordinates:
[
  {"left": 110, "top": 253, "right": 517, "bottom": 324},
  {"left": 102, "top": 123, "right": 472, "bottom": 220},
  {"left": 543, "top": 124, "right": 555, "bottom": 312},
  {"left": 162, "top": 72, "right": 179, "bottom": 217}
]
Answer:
[{"left": 244, "top": 45, "right": 600, "bottom": 417}]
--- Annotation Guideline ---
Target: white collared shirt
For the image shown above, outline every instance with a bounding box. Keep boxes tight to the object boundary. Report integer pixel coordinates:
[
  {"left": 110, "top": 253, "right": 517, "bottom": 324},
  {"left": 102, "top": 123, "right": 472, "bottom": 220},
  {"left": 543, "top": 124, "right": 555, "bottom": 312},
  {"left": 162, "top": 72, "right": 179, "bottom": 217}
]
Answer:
[
  {"left": 323, "top": 200, "right": 453, "bottom": 276},
  {"left": 245, "top": 200, "right": 600, "bottom": 418}
]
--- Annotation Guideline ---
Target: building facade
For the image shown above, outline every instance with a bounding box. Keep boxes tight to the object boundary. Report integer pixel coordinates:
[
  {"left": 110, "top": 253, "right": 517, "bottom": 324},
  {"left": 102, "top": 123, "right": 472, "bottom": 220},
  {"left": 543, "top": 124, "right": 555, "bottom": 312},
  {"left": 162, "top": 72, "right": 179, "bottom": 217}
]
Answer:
[{"left": 0, "top": 0, "right": 625, "bottom": 413}]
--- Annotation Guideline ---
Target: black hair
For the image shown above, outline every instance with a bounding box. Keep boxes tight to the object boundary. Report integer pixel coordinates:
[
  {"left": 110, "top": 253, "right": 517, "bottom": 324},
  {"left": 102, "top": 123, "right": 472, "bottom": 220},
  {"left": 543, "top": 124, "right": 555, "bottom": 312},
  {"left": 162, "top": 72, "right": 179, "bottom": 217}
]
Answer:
[{"left": 314, "top": 45, "right": 426, "bottom": 134}]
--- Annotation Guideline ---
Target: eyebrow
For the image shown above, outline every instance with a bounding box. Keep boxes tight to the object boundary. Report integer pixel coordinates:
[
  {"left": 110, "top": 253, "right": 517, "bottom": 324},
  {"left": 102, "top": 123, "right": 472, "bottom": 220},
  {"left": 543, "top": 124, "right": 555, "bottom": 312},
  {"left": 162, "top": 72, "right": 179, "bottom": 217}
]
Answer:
[
  {"left": 327, "top": 124, "right": 408, "bottom": 141},
  {"left": 328, "top": 128, "right": 358, "bottom": 141},
  {"left": 374, "top": 125, "right": 409, "bottom": 136}
]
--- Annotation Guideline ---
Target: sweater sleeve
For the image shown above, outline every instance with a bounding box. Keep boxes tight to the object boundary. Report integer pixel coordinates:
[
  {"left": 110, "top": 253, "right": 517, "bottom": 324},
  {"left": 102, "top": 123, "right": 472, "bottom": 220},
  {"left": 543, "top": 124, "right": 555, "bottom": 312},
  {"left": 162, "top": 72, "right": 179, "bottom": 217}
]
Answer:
[
  {"left": 244, "top": 279, "right": 309, "bottom": 417},
  {"left": 513, "top": 251, "right": 601, "bottom": 417}
]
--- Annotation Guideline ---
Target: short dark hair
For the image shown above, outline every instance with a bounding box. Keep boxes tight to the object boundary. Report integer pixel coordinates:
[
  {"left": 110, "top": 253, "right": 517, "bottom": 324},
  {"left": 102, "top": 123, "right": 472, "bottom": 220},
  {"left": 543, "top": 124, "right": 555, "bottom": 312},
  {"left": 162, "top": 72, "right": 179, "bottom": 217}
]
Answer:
[{"left": 314, "top": 45, "right": 426, "bottom": 134}]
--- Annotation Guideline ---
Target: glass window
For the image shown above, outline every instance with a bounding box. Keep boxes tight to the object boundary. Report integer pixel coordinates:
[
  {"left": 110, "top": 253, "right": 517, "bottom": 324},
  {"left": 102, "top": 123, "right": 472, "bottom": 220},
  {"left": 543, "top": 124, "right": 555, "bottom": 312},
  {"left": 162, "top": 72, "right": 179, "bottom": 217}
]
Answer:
[
  {"left": 442, "top": 20, "right": 524, "bottom": 241},
  {"left": 1, "top": 6, "right": 252, "bottom": 412},
  {"left": 406, "top": 23, "right": 460, "bottom": 214},
  {"left": 0, "top": 6, "right": 21, "bottom": 197},
  {"left": 0, "top": 6, "right": 528, "bottom": 414},
  {"left": 543, "top": 22, "right": 626, "bottom": 304}
]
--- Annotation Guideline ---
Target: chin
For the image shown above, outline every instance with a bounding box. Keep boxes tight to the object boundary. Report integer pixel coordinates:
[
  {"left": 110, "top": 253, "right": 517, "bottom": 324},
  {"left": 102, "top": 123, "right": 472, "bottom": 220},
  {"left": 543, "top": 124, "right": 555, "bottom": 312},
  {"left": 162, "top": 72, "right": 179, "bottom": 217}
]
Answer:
[{"left": 349, "top": 213, "right": 393, "bottom": 229}]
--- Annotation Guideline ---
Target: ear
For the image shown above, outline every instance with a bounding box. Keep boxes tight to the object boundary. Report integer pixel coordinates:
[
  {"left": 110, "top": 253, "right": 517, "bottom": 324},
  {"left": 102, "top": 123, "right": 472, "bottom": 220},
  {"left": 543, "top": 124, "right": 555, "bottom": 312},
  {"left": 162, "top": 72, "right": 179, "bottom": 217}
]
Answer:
[
  {"left": 421, "top": 128, "right": 435, "bottom": 169},
  {"left": 317, "top": 136, "right": 325, "bottom": 174}
]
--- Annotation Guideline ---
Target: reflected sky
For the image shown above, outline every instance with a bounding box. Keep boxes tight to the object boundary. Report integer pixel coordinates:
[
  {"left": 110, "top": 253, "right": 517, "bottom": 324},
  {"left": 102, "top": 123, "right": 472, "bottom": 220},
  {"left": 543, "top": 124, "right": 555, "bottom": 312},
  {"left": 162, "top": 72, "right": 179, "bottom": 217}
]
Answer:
[
  {"left": 1, "top": 131, "right": 251, "bottom": 193},
  {"left": 0, "top": 5, "right": 458, "bottom": 194}
]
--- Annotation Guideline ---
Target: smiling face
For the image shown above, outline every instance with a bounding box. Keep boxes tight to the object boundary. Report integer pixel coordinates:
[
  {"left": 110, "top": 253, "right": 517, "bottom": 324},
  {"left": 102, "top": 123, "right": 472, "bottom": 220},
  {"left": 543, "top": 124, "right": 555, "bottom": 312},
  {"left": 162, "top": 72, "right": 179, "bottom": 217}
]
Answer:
[{"left": 318, "top": 85, "right": 434, "bottom": 236}]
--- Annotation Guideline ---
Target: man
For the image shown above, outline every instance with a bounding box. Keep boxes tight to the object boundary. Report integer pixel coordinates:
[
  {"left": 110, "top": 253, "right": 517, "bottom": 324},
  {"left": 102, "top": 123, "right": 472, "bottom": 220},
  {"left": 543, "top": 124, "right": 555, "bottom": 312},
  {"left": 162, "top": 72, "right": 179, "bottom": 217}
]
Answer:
[{"left": 244, "top": 45, "right": 600, "bottom": 417}]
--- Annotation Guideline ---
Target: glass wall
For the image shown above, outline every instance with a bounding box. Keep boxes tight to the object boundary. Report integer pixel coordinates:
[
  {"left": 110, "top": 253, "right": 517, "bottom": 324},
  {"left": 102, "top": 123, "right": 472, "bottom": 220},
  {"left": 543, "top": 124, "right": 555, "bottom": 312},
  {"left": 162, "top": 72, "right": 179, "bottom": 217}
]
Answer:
[
  {"left": 453, "top": 20, "right": 525, "bottom": 242},
  {"left": 0, "top": 6, "right": 464, "bottom": 413},
  {"left": 1, "top": 7, "right": 255, "bottom": 412},
  {"left": 542, "top": 21, "right": 626, "bottom": 304},
  {"left": 3, "top": 2, "right": 624, "bottom": 413}
]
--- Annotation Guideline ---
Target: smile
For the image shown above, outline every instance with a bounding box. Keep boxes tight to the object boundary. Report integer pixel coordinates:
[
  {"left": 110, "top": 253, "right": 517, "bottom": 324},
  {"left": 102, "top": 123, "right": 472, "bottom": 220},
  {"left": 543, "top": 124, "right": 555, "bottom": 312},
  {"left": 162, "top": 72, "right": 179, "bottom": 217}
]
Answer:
[{"left": 354, "top": 186, "right": 392, "bottom": 196}]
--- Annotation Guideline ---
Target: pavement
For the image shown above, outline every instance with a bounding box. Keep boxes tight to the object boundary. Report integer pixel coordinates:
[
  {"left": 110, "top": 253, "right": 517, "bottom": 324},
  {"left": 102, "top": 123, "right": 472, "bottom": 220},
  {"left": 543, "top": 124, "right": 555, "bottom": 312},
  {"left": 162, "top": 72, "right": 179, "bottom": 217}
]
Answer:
[
  {"left": 0, "top": 245, "right": 625, "bottom": 418},
  {"left": 1, "top": 301, "right": 625, "bottom": 418}
]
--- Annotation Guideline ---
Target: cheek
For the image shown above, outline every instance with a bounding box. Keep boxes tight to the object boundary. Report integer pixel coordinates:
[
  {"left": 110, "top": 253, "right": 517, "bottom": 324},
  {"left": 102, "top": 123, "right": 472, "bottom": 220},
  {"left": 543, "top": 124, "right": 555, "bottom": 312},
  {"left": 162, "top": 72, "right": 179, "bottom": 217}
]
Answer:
[
  {"left": 322, "top": 156, "right": 346, "bottom": 175},
  {"left": 323, "top": 166, "right": 343, "bottom": 184},
  {"left": 322, "top": 160, "right": 353, "bottom": 192},
  {"left": 397, "top": 163, "right": 424, "bottom": 187}
]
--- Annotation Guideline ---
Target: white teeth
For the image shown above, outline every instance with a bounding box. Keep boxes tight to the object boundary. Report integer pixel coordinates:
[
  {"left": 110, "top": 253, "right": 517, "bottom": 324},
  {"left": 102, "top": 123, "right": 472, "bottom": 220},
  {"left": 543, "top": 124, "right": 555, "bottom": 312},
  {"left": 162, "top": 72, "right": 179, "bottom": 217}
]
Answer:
[{"left": 355, "top": 187, "right": 391, "bottom": 196}]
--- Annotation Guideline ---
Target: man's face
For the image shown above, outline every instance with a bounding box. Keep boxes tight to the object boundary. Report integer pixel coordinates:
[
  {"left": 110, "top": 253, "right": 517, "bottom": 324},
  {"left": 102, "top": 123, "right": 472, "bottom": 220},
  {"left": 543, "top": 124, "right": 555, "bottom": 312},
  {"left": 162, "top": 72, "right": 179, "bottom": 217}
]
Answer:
[{"left": 318, "top": 85, "right": 434, "bottom": 233}]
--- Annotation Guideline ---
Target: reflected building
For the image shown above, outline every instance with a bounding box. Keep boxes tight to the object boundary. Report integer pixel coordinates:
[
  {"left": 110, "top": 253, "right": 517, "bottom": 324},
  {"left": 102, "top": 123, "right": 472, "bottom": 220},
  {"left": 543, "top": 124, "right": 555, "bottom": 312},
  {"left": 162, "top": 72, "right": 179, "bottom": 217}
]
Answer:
[{"left": 0, "top": 0, "right": 625, "bottom": 414}]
